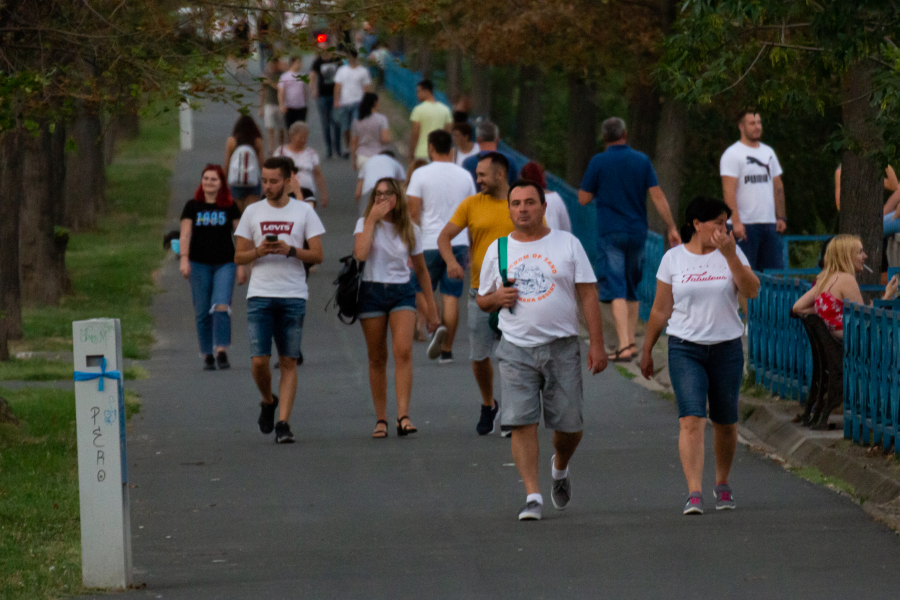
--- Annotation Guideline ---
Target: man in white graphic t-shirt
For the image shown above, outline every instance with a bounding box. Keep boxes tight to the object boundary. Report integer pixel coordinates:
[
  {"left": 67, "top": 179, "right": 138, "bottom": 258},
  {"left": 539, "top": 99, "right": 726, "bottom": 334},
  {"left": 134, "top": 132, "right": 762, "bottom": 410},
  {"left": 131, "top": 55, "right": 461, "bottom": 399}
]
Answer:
[
  {"left": 235, "top": 158, "right": 326, "bottom": 444},
  {"left": 720, "top": 110, "right": 786, "bottom": 270},
  {"left": 407, "top": 130, "right": 476, "bottom": 363},
  {"left": 476, "top": 181, "right": 608, "bottom": 521}
]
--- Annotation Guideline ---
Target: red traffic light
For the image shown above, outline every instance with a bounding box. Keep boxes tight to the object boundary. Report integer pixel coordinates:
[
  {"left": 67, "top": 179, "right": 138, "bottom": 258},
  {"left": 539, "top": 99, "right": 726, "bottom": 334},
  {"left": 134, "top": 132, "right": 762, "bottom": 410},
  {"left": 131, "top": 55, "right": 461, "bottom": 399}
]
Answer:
[{"left": 316, "top": 34, "right": 327, "bottom": 44}]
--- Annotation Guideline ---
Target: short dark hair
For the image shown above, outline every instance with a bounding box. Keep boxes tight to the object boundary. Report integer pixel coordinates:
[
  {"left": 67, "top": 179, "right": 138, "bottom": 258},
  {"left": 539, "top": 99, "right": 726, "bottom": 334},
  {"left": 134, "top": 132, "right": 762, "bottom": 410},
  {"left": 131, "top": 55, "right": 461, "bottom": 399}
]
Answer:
[
  {"left": 508, "top": 179, "right": 545, "bottom": 204},
  {"left": 379, "top": 149, "right": 396, "bottom": 158},
  {"left": 347, "top": 48, "right": 358, "bottom": 59},
  {"left": 452, "top": 110, "right": 469, "bottom": 124},
  {"left": 417, "top": 79, "right": 434, "bottom": 93},
  {"left": 737, "top": 109, "right": 759, "bottom": 124},
  {"left": 477, "top": 151, "right": 509, "bottom": 175},
  {"left": 680, "top": 196, "right": 732, "bottom": 243},
  {"left": 427, "top": 130, "right": 452, "bottom": 155},
  {"left": 262, "top": 157, "right": 291, "bottom": 180},
  {"left": 452, "top": 121, "right": 473, "bottom": 138}
]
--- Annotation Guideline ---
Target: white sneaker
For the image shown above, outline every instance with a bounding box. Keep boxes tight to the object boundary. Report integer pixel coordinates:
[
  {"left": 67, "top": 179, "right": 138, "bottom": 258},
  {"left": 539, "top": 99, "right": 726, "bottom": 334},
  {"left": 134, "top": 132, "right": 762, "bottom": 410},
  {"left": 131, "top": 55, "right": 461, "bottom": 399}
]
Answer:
[
  {"left": 518, "top": 500, "right": 543, "bottom": 521},
  {"left": 427, "top": 326, "right": 447, "bottom": 360}
]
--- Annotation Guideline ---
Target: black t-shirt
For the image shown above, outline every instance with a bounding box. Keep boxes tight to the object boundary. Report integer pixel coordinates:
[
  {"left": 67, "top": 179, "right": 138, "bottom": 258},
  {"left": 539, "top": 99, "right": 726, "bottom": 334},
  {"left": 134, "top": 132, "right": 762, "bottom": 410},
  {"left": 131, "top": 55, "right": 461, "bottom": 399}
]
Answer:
[
  {"left": 180, "top": 200, "right": 242, "bottom": 265},
  {"left": 311, "top": 57, "right": 341, "bottom": 98}
]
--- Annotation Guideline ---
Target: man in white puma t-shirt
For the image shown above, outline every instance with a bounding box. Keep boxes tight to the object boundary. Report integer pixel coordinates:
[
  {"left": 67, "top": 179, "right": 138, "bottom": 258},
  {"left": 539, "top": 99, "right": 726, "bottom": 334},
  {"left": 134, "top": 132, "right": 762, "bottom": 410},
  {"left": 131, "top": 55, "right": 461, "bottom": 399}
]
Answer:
[{"left": 476, "top": 181, "right": 608, "bottom": 521}]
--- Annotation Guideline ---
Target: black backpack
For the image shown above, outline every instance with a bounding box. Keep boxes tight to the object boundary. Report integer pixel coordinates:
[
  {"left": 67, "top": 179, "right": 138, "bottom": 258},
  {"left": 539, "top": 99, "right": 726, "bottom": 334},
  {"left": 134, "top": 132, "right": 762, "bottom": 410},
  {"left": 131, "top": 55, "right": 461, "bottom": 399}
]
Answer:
[{"left": 329, "top": 254, "right": 365, "bottom": 324}]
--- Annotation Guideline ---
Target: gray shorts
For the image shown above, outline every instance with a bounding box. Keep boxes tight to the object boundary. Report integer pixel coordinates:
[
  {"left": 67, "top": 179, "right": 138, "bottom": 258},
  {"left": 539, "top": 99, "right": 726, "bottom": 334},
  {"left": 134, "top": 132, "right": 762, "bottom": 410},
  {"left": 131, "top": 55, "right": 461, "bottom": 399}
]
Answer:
[
  {"left": 495, "top": 336, "right": 584, "bottom": 432},
  {"left": 468, "top": 288, "right": 497, "bottom": 361}
]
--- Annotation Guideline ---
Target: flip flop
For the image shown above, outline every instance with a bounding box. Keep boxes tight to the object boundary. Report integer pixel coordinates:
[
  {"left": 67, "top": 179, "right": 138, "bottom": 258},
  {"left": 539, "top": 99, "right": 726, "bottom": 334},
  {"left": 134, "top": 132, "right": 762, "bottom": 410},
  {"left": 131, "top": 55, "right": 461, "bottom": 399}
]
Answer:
[{"left": 609, "top": 343, "right": 636, "bottom": 363}]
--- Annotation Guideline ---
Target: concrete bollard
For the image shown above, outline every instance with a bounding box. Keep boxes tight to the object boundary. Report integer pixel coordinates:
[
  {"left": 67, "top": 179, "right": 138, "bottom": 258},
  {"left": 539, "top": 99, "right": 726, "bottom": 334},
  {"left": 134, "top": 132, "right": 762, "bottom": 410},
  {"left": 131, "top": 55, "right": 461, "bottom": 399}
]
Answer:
[{"left": 72, "top": 318, "right": 132, "bottom": 589}]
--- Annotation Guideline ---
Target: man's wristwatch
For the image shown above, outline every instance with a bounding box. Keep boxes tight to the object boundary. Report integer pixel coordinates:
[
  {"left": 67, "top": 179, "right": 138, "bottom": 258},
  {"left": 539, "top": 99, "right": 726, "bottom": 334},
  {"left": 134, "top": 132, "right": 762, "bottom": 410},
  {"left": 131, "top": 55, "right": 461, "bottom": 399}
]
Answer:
[{"left": 287, "top": 246, "right": 297, "bottom": 259}]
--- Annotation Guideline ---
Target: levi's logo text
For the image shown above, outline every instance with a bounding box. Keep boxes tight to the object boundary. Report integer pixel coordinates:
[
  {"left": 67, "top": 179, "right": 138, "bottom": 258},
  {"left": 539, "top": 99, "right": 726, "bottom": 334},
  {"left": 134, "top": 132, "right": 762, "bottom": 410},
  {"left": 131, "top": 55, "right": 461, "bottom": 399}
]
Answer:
[
  {"left": 195, "top": 211, "right": 228, "bottom": 227},
  {"left": 508, "top": 253, "right": 556, "bottom": 302},
  {"left": 261, "top": 221, "right": 294, "bottom": 235}
]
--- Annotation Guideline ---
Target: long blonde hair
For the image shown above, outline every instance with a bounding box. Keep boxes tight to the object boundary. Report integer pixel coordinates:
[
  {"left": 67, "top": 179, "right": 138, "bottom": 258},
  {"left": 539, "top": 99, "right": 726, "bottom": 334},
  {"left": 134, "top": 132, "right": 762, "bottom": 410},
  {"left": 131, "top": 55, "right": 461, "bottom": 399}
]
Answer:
[
  {"left": 813, "top": 234, "right": 860, "bottom": 295},
  {"left": 363, "top": 177, "right": 417, "bottom": 252}
]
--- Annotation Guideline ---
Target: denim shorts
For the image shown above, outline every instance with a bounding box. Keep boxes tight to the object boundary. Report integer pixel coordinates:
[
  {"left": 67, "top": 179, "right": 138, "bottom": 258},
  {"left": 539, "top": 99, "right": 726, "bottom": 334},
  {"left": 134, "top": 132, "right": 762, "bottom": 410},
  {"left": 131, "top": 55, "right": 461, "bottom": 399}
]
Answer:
[
  {"left": 411, "top": 246, "right": 468, "bottom": 298},
  {"left": 596, "top": 231, "right": 646, "bottom": 302},
  {"left": 732, "top": 223, "right": 783, "bottom": 271},
  {"left": 247, "top": 297, "right": 306, "bottom": 358},
  {"left": 668, "top": 336, "right": 744, "bottom": 425},
  {"left": 229, "top": 183, "right": 262, "bottom": 200},
  {"left": 496, "top": 336, "right": 584, "bottom": 432},
  {"left": 358, "top": 281, "right": 417, "bottom": 319}
]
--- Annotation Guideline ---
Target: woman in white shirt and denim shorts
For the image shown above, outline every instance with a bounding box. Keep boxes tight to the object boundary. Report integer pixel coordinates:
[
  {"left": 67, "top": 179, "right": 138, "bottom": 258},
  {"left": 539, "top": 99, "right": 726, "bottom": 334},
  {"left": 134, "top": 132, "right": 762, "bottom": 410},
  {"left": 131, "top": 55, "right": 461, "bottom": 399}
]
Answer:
[
  {"left": 354, "top": 177, "right": 440, "bottom": 439},
  {"left": 640, "top": 196, "right": 760, "bottom": 516}
]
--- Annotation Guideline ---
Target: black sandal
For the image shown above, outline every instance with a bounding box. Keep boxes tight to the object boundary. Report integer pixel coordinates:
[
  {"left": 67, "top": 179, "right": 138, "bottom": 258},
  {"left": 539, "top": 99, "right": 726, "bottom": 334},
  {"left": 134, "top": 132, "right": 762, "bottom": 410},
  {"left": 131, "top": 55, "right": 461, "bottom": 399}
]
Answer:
[
  {"left": 372, "top": 420, "right": 388, "bottom": 439},
  {"left": 396, "top": 415, "right": 418, "bottom": 436},
  {"left": 609, "top": 343, "right": 637, "bottom": 363}
]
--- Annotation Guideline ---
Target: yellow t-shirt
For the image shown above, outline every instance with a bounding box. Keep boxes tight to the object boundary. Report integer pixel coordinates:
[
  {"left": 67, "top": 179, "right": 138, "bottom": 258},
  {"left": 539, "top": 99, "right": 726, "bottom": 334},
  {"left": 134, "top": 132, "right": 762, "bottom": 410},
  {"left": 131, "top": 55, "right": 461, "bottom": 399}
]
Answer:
[
  {"left": 449, "top": 192, "right": 516, "bottom": 289},
  {"left": 410, "top": 101, "right": 452, "bottom": 159}
]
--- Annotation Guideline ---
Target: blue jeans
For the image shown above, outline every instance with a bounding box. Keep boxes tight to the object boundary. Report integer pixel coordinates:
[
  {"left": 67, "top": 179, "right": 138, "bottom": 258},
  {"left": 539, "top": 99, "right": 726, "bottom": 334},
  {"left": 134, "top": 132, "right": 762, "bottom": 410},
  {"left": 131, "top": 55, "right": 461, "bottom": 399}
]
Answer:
[
  {"left": 668, "top": 336, "right": 744, "bottom": 425},
  {"left": 333, "top": 102, "right": 359, "bottom": 152},
  {"left": 411, "top": 247, "right": 468, "bottom": 298},
  {"left": 247, "top": 297, "right": 306, "bottom": 358},
  {"left": 884, "top": 213, "right": 900, "bottom": 236},
  {"left": 596, "top": 231, "right": 646, "bottom": 302},
  {"left": 736, "top": 223, "right": 783, "bottom": 271},
  {"left": 189, "top": 262, "right": 236, "bottom": 355},
  {"left": 316, "top": 96, "right": 340, "bottom": 157}
]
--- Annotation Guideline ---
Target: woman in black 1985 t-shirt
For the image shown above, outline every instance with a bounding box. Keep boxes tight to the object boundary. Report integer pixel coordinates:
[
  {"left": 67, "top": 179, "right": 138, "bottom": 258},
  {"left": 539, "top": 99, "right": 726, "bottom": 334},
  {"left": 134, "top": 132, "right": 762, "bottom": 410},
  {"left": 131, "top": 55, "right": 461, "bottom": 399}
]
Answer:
[{"left": 179, "top": 165, "right": 245, "bottom": 371}]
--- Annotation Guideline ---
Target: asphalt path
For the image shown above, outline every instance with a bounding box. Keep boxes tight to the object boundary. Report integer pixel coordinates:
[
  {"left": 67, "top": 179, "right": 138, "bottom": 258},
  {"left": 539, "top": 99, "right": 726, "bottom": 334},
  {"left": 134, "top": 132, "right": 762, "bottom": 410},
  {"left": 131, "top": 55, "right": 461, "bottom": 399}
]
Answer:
[{"left": 81, "top": 69, "right": 900, "bottom": 599}]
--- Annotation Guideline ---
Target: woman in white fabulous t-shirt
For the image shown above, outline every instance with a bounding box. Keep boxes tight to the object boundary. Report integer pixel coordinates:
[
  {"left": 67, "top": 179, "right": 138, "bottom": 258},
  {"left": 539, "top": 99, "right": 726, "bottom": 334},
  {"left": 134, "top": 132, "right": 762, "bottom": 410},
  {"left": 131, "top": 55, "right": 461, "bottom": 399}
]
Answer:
[
  {"left": 354, "top": 177, "right": 440, "bottom": 438},
  {"left": 640, "top": 196, "right": 760, "bottom": 516}
]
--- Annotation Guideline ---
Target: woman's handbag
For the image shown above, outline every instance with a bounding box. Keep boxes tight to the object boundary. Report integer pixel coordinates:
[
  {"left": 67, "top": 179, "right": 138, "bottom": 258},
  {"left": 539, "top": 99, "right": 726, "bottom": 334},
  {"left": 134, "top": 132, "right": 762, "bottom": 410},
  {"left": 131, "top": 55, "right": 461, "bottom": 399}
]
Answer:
[{"left": 329, "top": 254, "right": 365, "bottom": 324}]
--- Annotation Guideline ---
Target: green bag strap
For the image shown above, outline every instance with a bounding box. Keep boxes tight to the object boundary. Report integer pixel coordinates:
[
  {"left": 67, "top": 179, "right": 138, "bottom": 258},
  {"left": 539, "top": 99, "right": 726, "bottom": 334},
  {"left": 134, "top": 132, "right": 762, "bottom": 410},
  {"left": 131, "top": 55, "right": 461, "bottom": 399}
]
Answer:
[{"left": 498, "top": 237, "right": 509, "bottom": 285}]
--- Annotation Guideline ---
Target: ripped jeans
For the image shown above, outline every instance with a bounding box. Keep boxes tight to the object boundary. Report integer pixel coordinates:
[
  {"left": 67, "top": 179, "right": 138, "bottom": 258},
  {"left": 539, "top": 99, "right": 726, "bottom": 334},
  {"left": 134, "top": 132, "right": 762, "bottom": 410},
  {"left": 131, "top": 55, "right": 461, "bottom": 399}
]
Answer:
[{"left": 189, "top": 261, "right": 236, "bottom": 355}]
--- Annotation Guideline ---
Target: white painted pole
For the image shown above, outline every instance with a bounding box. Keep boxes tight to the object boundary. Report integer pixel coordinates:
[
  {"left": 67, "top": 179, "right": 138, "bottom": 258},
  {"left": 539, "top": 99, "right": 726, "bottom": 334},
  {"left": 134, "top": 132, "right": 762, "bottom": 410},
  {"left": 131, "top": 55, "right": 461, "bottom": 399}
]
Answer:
[
  {"left": 73, "top": 318, "right": 132, "bottom": 589},
  {"left": 180, "top": 101, "right": 193, "bottom": 151}
]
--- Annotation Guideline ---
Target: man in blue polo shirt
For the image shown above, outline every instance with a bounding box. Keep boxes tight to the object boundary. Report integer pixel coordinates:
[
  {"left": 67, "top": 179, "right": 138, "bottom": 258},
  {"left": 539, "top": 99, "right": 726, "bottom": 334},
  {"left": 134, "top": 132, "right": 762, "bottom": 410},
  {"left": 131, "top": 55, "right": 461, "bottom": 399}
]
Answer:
[{"left": 577, "top": 117, "right": 680, "bottom": 362}]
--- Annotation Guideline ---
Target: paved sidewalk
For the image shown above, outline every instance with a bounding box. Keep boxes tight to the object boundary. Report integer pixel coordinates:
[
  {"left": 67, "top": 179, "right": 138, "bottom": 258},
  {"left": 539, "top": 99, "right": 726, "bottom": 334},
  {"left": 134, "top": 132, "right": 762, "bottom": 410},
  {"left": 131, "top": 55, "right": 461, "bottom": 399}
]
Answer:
[{"left": 80, "top": 75, "right": 900, "bottom": 599}]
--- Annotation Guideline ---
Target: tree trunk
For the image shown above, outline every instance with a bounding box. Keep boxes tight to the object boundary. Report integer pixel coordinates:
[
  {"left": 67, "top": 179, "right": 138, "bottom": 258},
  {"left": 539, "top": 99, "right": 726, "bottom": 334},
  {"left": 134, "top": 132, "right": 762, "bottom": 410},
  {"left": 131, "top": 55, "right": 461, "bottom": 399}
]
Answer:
[
  {"left": 471, "top": 62, "right": 491, "bottom": 120},
  {"left": 65, "top": 103, "right": 105, "bottom": 231},
  {"left": 840, "top": 63, "right": 883, "bottom": 285},
  {"left": 417, "top": 40, "right": 433, "bottom": 80},
  {"left": 20, "top": 123, "right": 69, "bottom": 306},
  {"left": 514, "top": 66, "right": 544, "bottom": 158},
  {"left": 627, "top": 77, "right": 659, "bottom": 158},
  {"left": 565, "top": 75, "right": 598, "bottom": 187},
  {"left": 649, "top": 99, "right": 687, "bottom": 238},
  {"left": 446, "top": 48, "right": 463, "bottom": 103},
  {"left": 0, "top": 129, "right": 24, "bottom": 352}
]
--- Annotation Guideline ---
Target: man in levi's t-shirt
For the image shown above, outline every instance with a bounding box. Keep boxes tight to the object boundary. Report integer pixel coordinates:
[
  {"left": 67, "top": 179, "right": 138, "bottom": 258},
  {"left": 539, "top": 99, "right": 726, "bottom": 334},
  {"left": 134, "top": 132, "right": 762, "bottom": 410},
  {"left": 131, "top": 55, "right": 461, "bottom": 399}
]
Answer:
[
  {"left": 476, "top": 181, "right": 608, "bottom": 521},
  {"left": 235, "top": 158, "right": 326, "bottom": 444}
]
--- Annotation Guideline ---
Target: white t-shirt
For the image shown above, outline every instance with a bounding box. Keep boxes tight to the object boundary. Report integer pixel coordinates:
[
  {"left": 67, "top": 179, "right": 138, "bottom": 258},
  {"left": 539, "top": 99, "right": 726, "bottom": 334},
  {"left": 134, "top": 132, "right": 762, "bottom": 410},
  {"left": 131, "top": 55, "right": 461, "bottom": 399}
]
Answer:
[
  {"left": 354, "top": 218, "right": 423, "bottom": 283},
  {"left": 358, "top": 155, "right": 407, "bottom": 197},
  {"left": 544, "top": 191, "right": 572, "bottom": 233},
  {"left": 406, "top": 161, "right": 475, "bottom": 249},
  {"left": 478, "top": 230, "right": 596, "bottom": 347},
  {"left": 719, "top": 141, "right": 783, "bottom": 224},
  {"left": 274, "top": 145, "right": 319, "bottom": 192},
  {"left": 235, "top": 199, "right": 326, "bottom": 299},
  {"left": 334, "top": 65, "right": 371, "bottom": 106},
  {"left": 454, "top": 143, "right": 481, "bottom": 167},
  {"left": 655, "top": 244, "right": 750, "bottom": 344}
]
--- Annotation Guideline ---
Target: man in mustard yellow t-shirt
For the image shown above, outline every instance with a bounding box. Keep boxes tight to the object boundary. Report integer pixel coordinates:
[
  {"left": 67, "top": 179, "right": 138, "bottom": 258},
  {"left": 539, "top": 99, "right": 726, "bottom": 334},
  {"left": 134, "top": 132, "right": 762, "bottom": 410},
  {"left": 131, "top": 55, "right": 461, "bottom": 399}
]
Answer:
[
  {"left": 409, "top": 79, "right": 453, "bottom": 161},
  {"left": 438, "top": 152, "right": 514, "bottom": 436}
]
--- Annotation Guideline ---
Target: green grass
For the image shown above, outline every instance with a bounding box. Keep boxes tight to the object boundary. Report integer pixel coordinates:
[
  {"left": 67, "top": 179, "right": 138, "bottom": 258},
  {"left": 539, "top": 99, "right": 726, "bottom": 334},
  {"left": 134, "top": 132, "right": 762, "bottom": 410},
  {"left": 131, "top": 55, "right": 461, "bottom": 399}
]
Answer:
[
  {"left": 788, "top": 465, "right": 857, "bottom": 498},
  {"left": 20, "top": 114, "right": 178, "bottom": 359},
  {"left": 0, "top": 388, "right": 141, "bottom": 600},
  {"left": 0, "top": 359, "right": 148, "bottom": 382},
  {"left": 614, "top": 365, "right": 636, "bottom": 380}
]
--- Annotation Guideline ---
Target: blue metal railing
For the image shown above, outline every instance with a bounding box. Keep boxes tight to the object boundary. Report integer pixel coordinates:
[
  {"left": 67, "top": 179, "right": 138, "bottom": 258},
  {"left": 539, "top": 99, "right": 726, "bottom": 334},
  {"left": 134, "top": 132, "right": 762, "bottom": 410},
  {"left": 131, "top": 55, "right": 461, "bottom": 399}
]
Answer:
[
  {"left": 843, "top": 303, "right": 900, "bottom": 452},
  {"left": 747, "top": 273, "right": 813, "bottom": 401},
  {"left": 384, "top": 59, "right": 451, "bottom": 111},
  {"left": 781, "top": 234, "right": 833, "bottom": 270}
]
